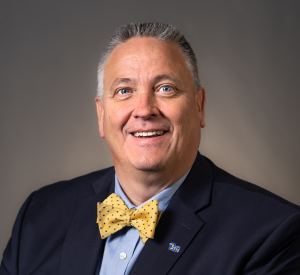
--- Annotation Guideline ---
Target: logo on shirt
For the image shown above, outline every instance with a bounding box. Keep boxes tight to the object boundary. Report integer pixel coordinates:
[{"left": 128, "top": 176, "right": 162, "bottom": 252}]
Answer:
[{"left": 168, "top": 243, "right": 180, "bottom": 253}]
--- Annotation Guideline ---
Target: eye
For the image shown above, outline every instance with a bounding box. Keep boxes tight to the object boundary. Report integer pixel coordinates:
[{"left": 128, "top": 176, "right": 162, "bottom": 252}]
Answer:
[
  {"left": 159, "top": 86, "right": 173, "bottom": 92},
  {"left": 118, "top": 88, "right": 130, "bottom": 95}
]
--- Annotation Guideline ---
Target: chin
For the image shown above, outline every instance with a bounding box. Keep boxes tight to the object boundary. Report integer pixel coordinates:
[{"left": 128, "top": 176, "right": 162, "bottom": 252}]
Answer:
[{"left": 130, "top": 155, "right": 168, "bottom": 172}]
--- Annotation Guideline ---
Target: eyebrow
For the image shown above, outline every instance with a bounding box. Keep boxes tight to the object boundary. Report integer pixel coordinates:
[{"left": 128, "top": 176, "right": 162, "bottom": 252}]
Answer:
[
  {"left": 110, "top": 74, "right": 180, "bottom": 90},
  {"left": 152, "top": 74, "right": 179, "bottom": 85},
  {"left": 110, "top": 78, "right": 135, "bottom": 89}
]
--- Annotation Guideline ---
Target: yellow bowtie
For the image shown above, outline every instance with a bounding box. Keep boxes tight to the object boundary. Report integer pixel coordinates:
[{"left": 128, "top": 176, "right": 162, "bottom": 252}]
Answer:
[{"left": 96, "top": 193, "right": 162, "bottom": 243}]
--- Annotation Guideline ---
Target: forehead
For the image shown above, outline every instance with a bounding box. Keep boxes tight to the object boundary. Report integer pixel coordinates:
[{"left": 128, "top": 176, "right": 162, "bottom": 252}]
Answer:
[{"left": 104, "top": 37, "right": 192, "bottom": 85}]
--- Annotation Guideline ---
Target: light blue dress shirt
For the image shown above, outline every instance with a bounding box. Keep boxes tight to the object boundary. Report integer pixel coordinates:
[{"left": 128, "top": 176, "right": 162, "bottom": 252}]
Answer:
[{"left": 98, "top": 171, "right": 190, "bottom": 275}]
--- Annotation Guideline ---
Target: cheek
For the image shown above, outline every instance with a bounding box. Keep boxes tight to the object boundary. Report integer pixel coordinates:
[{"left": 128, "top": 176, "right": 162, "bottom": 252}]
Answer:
[
  {"left": 103, "top": 104, "right": 131, "bottom": 134},
  {"left": 163, "top": 100, "right": 201, "bottom": 146},
  {"left": 161, "top": 100, "right": 195, "bottom": 127}
]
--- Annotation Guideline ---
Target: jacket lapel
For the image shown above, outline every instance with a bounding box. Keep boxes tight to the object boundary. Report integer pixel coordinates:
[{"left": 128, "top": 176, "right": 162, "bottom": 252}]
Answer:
[
  {"left": 59, "top": 168, "right": 115, "bottom": 275},
  {"left": 129, "top": 153, "right": 213, "bottom": 275}
]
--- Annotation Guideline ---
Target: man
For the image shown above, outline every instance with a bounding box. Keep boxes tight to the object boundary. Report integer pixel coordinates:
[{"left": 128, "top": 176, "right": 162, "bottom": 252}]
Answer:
[{"left": 1, "top": 23, "right": 300, "bottom": 275}]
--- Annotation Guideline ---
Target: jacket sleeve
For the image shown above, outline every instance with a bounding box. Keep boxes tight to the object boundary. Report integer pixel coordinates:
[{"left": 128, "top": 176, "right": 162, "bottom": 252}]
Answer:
[
  {"left": 244, "top": 211, "right": 300, "bottom": 275},
  {"left": 0, "top": 193, "right": 35, "bottom": 275}
]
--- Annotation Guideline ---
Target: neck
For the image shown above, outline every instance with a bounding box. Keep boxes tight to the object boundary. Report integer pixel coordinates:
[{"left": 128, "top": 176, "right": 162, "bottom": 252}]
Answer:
[{"left": 114, "top": 158, "right": 195, "bottom": 207}]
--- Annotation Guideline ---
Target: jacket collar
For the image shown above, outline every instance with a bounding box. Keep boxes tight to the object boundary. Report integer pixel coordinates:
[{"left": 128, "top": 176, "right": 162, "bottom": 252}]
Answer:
[
  {"left": 92, "top": 167, "right": 115, "bottom": 194},
  {"left": 177, "top": 152, "right": 213, "bottom": 212}
]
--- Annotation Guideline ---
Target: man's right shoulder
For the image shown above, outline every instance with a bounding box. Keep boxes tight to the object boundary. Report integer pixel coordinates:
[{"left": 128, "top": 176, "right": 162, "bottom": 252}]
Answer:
[
  {"left": 0, "top": 167, "right": 115, "bottom": 275},
  {"left": 21, "top": 166, "right": 115, "bottom": 224},
  {"left": 30, "top": 166, "right": 115, "bottom": 203}
]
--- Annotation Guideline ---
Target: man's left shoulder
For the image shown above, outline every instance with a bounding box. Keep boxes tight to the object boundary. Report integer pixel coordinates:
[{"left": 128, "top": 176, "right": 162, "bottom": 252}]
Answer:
[
  {"left": 204, "top": 156, "right": 300, "bottom": 220},
  {"left": 198, "top": 156, "right": 300, "bottom": 273}
]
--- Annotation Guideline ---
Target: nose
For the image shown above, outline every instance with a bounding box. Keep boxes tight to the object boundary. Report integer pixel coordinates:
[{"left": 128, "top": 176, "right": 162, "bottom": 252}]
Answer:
[{"left": 132, "top": 92, "right": 159, "bottom": 119}]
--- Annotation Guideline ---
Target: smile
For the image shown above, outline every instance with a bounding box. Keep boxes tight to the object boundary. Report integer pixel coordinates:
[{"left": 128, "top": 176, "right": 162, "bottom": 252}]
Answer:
[{"left": 132, "top": 131, "right": 165, "bottom": 137}]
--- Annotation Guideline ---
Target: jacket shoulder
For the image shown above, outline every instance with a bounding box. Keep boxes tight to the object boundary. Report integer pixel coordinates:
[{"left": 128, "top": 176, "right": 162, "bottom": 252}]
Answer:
[
  {"left": 32, "top": 166, "right": 114, "bottom": 201},
  {"left": 204, "top": 156, "right": 300, "bottom": 214},
  {"left": 23, "top": 166, "right": 115, "bottom": 227},
  {"left": 0, "top": 167, "right": 115, "bottom": 275}
]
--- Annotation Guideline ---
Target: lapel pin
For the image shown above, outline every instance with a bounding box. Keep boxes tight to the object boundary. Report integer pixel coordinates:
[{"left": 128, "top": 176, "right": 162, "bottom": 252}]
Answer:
[{"left": 168, "top": 243, "right": 180, "bottom": 253}]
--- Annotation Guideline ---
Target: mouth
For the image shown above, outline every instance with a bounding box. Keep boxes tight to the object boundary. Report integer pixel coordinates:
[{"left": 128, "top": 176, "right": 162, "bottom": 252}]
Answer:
[{"left": 131, "top": 131, "right": 166, "bottom": 138}]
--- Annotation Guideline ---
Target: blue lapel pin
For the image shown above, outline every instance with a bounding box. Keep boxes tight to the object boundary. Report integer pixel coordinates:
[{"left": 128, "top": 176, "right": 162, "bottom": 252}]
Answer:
[{"left": 168, "top": 243, "right": 180, "bottom": 253}]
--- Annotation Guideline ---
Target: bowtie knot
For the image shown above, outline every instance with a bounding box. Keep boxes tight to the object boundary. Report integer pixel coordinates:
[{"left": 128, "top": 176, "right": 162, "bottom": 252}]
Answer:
[
  {"left": 96, "top": 193, "right": 162, "bottom": 243},
  {"left": 124, "top": 209, "right": 135, "bottom": 226}
]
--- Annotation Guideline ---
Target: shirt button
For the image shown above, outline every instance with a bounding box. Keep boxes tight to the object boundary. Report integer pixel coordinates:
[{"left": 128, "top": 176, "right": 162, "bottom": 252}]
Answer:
[{"left": 120, "top": 252, "right": 127, "bottom": 260}]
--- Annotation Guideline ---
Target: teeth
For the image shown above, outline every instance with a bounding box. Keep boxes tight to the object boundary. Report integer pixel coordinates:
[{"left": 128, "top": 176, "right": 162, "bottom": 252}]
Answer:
[{"left": 133, "top": 131, "right": 164, "bottom": 137}]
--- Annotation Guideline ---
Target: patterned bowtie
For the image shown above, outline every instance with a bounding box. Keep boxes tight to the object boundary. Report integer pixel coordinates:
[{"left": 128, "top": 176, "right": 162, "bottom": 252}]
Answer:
[{"left": 96, "top": 193, "right": 162, "bottom": 243}]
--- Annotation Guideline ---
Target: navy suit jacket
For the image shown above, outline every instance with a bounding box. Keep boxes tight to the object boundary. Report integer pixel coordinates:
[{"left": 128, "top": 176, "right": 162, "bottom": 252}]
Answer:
[{"left": 1, "top": 153, "right": 300, "bottom": 274}]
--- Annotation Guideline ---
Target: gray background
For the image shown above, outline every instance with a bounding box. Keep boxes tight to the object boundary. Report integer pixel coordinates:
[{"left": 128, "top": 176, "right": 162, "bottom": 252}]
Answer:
[{"left": 1, "top": 0, "right": 300, "bottom": 256}]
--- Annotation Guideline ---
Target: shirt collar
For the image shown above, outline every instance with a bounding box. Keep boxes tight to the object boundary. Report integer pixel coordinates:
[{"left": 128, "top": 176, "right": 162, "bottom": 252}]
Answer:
[{"left": 114, "top": 170, "right": 190, "bottom": 212}]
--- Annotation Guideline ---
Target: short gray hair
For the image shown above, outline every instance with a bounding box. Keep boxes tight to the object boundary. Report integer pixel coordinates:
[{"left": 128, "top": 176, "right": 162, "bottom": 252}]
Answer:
[{"left": 97, "top": 22, "right": 201, "bottom": 99}]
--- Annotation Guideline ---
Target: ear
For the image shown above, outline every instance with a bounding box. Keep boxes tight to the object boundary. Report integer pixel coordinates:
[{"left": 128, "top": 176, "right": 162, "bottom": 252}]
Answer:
[
  {"left": 95, "top": 97, "right": 105, "bottom": 138},
  {"left": 195, "top": 87, "right": 206, "bottom": 128}
]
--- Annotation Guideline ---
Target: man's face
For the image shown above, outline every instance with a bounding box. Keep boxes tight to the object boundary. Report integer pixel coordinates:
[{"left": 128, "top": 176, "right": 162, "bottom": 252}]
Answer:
[{"left": 96, "top": 37, "right": 205, "bottom": 175}]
